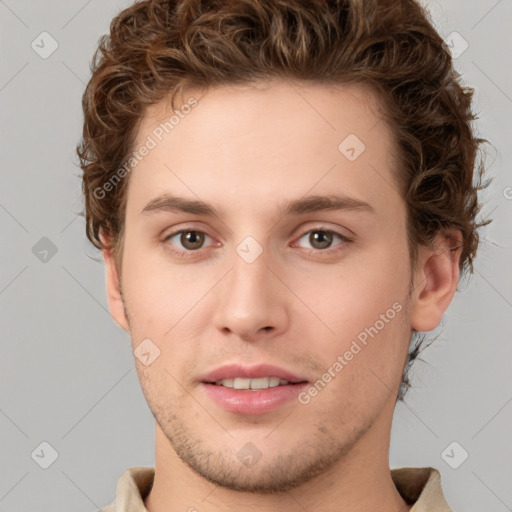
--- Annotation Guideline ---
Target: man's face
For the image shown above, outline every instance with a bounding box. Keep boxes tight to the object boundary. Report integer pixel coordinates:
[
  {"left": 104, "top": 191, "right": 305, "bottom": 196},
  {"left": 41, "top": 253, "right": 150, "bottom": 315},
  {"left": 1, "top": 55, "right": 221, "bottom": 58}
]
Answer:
[{"left": 110, "top": 80, "right": 417, "bottom": 492}]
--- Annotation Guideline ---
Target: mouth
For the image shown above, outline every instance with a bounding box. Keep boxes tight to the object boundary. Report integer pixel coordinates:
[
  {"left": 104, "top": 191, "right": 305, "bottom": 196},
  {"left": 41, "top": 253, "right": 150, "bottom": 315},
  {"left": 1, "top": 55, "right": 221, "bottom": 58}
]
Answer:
[
  {"left": 200, "top": 364, "right": 309, "bottom": 415},
  {"left": 200, "top": 363, "right": 308, "bottom": 385},
  {"left": 209, "top": 376, "right": 301, "bottom": 390}
]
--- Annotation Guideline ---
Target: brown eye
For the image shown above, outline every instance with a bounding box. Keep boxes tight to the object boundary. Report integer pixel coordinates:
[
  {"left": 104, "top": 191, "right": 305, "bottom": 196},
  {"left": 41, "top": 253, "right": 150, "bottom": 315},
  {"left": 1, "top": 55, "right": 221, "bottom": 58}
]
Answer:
[
  {"left": 295, "top": 228, "right": 350, "bottom": 253},
  {"left": 179, "top": 230, "right": 205, "bottom": 250},
  {"left": 309, "top": 230, "right": 333, "bottom": 249},
  {"left": 165, "top": 230, "right": 211, "bottom": 253}
]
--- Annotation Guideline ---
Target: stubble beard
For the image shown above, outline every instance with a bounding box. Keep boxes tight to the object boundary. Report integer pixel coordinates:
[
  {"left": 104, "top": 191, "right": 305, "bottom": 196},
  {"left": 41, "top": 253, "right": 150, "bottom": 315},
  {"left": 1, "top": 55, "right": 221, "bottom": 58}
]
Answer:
[{"left": 148, "top": 399, "right": 373, "bottom": 494}]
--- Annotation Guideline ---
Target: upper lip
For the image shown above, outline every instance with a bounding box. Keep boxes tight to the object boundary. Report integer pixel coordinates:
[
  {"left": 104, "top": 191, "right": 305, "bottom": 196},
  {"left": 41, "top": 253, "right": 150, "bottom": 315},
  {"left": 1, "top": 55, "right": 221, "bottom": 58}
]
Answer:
[{"left": 201, "top": 364, "right": 308, "bottom": 384}]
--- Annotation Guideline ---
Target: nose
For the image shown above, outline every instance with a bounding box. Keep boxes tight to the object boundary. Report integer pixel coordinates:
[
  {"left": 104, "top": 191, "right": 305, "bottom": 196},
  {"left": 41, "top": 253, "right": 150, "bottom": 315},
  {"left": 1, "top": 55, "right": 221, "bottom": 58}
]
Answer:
[{"left": 212, "top": 249, "right": 290, "bottom": 342}]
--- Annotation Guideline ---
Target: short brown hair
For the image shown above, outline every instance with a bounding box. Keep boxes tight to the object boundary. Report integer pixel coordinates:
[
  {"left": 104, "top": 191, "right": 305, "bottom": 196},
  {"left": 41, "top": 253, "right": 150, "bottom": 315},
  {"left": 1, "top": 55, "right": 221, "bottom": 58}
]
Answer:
[{"left": 77, "top": 0, "right": 491, "bottom": 398}]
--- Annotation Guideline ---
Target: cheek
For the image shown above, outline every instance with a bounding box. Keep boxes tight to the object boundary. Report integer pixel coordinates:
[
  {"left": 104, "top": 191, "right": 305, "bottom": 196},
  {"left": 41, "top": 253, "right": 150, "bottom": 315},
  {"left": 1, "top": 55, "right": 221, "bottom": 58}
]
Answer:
[
  {"left": 134, "top": 362, "right": 188, "bottom": 421},
  {"left": 291, "top": 250, "right": 408, "bottom": 344},
  {"left": 121, "top": 241, "right": 206, "bottom": 327},
  {"left": 301, "top": 302, "right": 409, "bottom": 425},
  {"left": 287, "top": 243, "right": 410, "bottom": 399},
  {"left": 122, "top": 265, "right": 216, "bottom": 384}
]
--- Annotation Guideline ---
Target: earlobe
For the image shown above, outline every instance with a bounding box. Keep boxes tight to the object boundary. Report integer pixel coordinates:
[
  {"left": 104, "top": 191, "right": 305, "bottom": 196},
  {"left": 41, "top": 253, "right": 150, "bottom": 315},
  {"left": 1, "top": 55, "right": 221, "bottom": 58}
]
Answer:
[
  {"left": 101, "top": 233, "right": 130, "bottom": 332},
  {"left": 409, "top": 230, "right": 462, "bottom": 333}
]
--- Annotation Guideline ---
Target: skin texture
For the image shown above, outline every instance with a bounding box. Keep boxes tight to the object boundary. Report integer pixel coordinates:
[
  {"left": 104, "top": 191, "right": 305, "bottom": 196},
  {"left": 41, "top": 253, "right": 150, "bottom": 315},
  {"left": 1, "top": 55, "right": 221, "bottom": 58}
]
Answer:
[{"left": 102, "top": 80, "right": 461, "bottom": 512}]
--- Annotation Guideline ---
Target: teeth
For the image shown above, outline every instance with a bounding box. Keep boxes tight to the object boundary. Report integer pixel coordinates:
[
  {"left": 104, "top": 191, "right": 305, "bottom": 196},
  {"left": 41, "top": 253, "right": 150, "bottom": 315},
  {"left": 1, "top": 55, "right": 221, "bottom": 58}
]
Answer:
[
  {"left": 235, "top": 378, "right": 251, "bottom": 389},
  {"left": 214, "top": 377, "right": 291, "bottom": 389},
  {"left": 249, "top": 377, "right": 270, "bottom": 390},
  {"left": 216, "top": 378, "right": 234, "bottom": 388}
]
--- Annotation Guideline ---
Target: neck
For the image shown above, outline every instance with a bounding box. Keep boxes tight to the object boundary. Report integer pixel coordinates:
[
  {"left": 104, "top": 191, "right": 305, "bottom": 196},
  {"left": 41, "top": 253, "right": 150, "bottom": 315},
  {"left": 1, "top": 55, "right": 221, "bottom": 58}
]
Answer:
[{"left": 144, "top": 400, "right": 411, "bottom": 512}]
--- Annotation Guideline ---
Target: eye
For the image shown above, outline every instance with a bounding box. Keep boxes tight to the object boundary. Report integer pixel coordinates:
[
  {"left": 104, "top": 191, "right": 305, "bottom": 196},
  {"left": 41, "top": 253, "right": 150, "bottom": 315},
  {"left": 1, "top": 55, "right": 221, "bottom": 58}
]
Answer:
[
  {"left": 162, "top": 227, "right": 350, "bottom": 258},
  {"left": 164, "top": 229, "right": 214, "bottom": 253},
  {"left": 295, "top": 228, "right": 350, "bottom": 252}
]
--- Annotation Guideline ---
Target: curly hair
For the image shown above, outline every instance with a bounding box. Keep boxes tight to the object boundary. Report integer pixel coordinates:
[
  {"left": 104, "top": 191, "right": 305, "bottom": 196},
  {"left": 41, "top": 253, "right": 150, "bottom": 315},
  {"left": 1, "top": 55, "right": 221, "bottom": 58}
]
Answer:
[{"left": 77, "top": 0, "right": 491, "bottom": 399}]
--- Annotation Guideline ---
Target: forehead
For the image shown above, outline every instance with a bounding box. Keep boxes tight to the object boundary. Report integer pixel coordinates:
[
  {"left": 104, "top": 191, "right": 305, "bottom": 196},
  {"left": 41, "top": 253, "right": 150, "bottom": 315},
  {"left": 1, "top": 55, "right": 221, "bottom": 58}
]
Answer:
[
  {"left": 127, "top": 79, "right": 403, "bottom": 221},
  {"left": 140, "top": 79, "right": 390, "bottom": 147}
]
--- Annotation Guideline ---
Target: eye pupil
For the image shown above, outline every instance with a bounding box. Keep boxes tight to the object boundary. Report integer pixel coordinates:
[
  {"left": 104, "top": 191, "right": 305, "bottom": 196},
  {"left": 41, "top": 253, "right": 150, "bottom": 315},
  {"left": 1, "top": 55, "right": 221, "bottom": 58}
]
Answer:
[
  {"left": 310, "top": 231, "right": 332, "bottom": 249},
  {"left": 181, "top": 231, "right": 204, "bottom": 250}
]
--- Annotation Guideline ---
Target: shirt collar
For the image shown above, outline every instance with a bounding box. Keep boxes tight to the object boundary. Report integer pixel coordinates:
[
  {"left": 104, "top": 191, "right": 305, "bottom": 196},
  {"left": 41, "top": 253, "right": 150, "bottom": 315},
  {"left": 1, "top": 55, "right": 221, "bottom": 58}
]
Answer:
[{"left": 103, "top": 466, "right": 452, "bottom": 511}]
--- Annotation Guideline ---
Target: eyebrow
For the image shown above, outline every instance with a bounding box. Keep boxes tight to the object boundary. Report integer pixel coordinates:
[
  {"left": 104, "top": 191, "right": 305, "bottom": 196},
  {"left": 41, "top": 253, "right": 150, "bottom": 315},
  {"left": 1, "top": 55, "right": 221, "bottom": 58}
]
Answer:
[{"left": 140, "top": 193, "right": 375, "bottom": 217}]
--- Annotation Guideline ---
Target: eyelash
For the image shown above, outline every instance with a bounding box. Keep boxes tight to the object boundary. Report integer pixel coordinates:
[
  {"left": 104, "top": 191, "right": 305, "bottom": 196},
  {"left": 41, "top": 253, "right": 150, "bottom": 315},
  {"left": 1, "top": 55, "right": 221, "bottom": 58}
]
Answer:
[{"left": 162, "top": 226, "right": 352, "bottom": 258}]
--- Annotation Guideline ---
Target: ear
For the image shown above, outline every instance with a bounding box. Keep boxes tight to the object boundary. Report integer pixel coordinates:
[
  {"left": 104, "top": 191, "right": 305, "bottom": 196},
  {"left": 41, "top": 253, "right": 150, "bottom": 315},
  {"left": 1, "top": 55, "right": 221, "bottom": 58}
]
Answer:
[
  {"left": 101, "top": 232, "right": 130, "bottom": 332},
  {"left": 410, "top": 230, "right": 462, "bottom": 332}
]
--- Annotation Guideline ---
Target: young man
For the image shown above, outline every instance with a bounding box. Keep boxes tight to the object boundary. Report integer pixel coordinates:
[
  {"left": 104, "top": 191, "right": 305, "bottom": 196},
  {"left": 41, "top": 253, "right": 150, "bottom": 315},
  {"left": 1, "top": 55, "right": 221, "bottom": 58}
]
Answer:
[{"left": 78, "top": 0, "right": 489, "bottom": 510}]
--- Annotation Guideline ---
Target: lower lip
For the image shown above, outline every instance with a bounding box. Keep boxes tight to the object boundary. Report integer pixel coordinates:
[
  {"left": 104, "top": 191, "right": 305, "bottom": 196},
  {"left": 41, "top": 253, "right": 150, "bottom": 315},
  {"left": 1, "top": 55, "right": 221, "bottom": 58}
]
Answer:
[{"left": 201, "top": 382, "right": 308, "bottom": 415}]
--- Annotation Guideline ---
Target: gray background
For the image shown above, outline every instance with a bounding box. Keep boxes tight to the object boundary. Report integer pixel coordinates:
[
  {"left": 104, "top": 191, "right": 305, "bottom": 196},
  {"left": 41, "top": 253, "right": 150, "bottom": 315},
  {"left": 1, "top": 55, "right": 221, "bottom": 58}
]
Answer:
[{"left": 0, "top": 0, "right": 511, "bottom": 510}]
